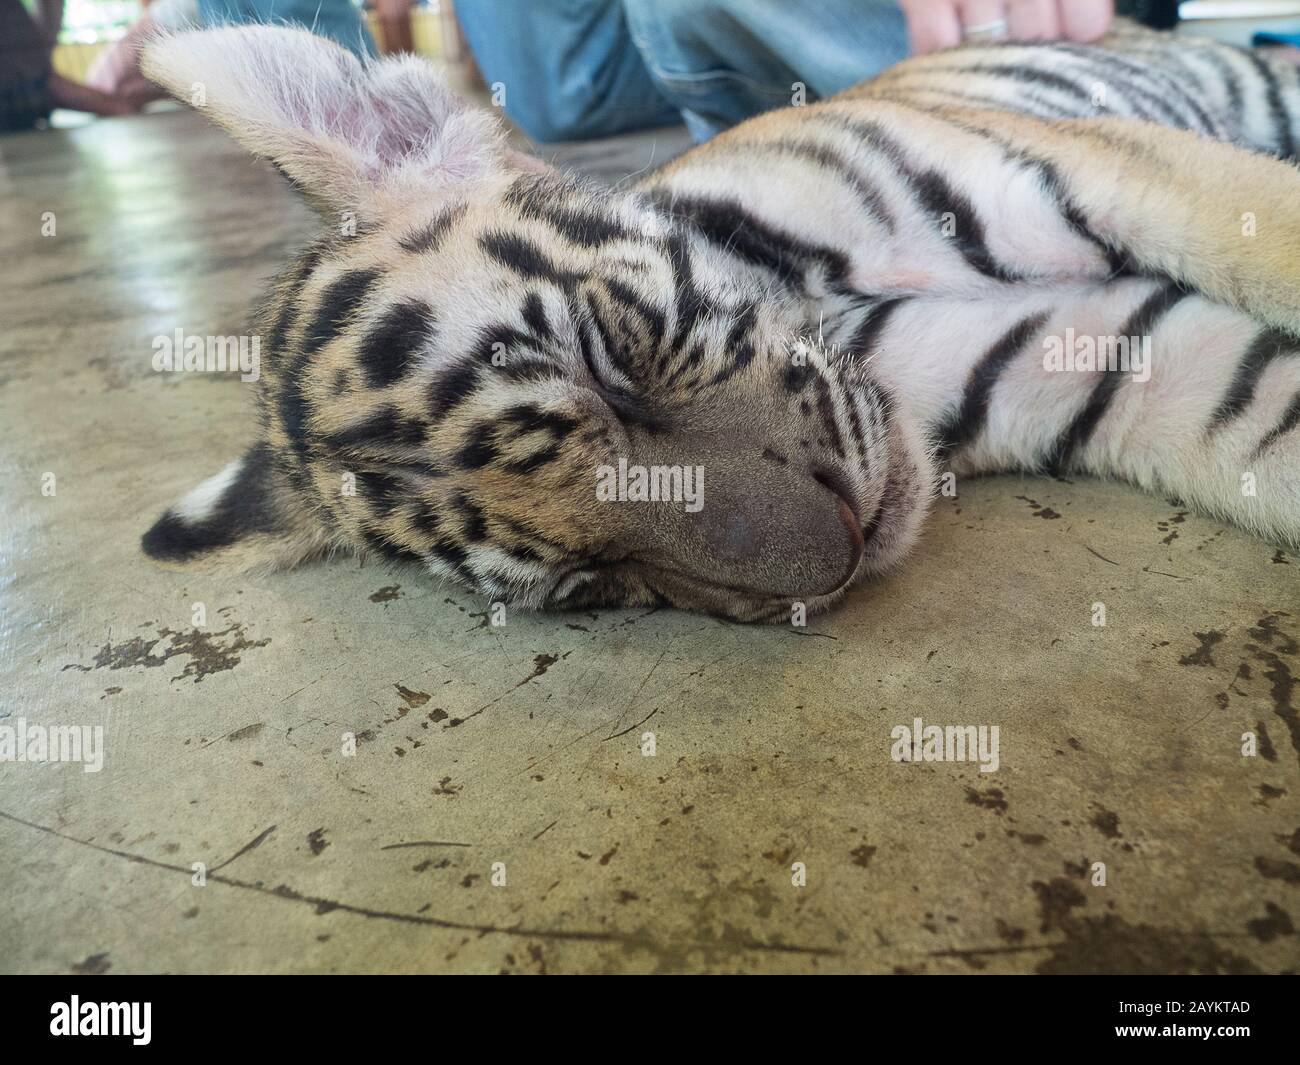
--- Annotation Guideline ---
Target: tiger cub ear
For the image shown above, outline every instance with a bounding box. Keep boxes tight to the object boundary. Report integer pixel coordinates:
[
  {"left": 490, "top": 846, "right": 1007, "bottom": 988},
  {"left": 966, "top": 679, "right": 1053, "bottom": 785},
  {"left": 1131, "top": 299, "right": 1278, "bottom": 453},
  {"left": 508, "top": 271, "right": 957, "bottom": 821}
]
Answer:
[
  {"left": 141, "top": 444, "right": 332, "bottom": 571},
  {"left": 140, "top": 25, "right": 512, "bottom": 213}
]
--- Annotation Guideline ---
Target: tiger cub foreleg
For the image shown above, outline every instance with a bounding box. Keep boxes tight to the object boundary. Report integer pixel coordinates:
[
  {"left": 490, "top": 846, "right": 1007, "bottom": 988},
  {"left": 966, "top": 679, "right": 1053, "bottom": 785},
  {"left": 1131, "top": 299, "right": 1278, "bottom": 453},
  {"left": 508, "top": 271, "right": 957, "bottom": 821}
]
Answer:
[
  {"left": 834, "top": 102, "right": 1300, "bottom": 336},
  {"left": 859, "top": 279, "right": 1300, "bottom": 545},
  {"left": 963, "top": 110, "right": 1300, "bottom": 338}
]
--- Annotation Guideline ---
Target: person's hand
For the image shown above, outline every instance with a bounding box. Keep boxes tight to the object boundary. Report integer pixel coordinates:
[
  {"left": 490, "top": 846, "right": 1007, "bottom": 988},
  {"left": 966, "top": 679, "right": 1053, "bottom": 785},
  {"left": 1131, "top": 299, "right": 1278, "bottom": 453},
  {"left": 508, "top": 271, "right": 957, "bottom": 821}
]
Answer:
[{"left": 900, "top": 0, "right": 1114, "bottom": 54}]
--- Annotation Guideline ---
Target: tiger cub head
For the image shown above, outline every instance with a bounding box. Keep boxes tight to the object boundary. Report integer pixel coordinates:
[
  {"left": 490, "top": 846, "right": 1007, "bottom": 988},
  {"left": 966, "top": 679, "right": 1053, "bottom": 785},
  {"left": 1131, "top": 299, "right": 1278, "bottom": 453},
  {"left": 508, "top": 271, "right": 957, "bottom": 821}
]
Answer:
[{"left": 140, "top": 27, "right": 934, "bottom": 622}]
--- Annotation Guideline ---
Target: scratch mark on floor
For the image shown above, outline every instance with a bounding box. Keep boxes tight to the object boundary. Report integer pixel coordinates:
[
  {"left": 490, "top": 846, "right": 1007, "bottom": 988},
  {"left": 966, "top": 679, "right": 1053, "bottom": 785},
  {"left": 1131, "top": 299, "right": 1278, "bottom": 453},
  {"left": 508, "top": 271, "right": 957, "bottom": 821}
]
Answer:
[
  {"left": 0, "top": 810, "right": 838, "bottom": 958},
  {"left": 445, "top": 652, "right": 572, "bottom": 729},
  {"left": 210, "top": 825, "right": 276, "bottom": 873},
  {"left": 605, "top": 707, "right": 658, "bottom": 741},
  {"left": 196, "top": 722, "right": 265, "bottom": 750},
  {"left": 1083, "top": 544, "right": 1119, "bottom": 566}
]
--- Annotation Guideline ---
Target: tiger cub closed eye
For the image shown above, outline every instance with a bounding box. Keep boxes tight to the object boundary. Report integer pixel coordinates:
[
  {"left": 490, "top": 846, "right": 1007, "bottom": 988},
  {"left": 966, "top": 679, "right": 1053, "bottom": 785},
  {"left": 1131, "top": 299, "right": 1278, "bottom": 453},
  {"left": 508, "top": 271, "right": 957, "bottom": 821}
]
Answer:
[{"left": 141, "top": 24, "right": 1300, "bottom": 621}]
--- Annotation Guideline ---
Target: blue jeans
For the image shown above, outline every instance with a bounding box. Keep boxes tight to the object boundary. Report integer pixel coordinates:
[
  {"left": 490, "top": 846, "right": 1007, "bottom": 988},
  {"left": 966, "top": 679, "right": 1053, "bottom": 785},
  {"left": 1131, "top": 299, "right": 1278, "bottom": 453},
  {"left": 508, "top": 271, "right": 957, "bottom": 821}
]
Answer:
[
  {"left": 456, "top": 0, "right": 909, "bottom": 142},
  {"left": 198, "top": 0, "right": 377, "bottom": 58}
]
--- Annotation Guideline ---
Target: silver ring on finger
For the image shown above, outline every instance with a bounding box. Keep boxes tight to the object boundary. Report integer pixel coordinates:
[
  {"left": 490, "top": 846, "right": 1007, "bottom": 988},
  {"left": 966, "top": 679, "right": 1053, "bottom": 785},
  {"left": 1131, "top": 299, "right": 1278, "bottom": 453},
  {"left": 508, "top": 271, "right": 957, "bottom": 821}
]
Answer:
[{"left": 962, "top": 17, "right": 1009, "bottom": 42}]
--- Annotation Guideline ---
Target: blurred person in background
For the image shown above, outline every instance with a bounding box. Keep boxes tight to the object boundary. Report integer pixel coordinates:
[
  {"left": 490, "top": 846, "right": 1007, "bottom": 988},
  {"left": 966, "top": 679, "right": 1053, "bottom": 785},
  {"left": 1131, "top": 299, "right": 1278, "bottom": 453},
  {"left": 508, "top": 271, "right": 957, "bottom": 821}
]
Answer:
[
  {"left": 29, "top": 0, "right": 1117, "bottom": 139},
  {"left": 1, "top": 0, "right": 139, "bottom": 130},
  {"left": 455, "top": 0, "right": 1114, "bottom": 142},
  {"left": 86, "top": 0, "right": 377, "bottom": 109}
]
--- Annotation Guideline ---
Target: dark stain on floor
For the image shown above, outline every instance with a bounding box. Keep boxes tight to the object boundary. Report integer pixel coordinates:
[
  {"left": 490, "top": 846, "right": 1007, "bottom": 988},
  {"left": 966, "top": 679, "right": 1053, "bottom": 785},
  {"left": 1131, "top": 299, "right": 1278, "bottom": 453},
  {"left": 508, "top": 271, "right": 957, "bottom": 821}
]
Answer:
[
  {"left": 1178, "top": 629, "right": 1225, "bottom": 667},
  {"left": 1009, "top": 829, "right": 1047, "bottom": 846},
  {"left": 995, "top": 918, "right": 1026, "bottom": 944},
  {"left": 1245, "top": 902, "right": 1294, "bottom": 943},
  {"left": 1032, "top": 876, "right": 1262, "bottom": 974},
  {"left": 63, "top": 623, "right": 270, "bottom": 682},
  {"left": 530, "top": 653, "right": 561, "bottom": 679},
  {"left": 1254, "top": 855, "right": 1300, "bottom": 885},
  {"left": 1032, "top": 876, "right": 1086, "bottom": 934},
  {"left": 369, "top": 585, "right": 401, "bottom": 603},
  {"left": 965, "top": 786, "right": 1008, "bottom": 815},
  {"left": 1256, "top": 721, "right": 1278, "bottom": 762},
  {"left": 1156, "top": 510, "right": 1187, "bottom": 545},
  {"left": 395, "top": 683, "right": 430, "bottom": 708},
  {"left": 1015, "top": 495, "right": 1061, "bottom": 520},
  {"left": 307, "top": 828, "right": 329, "bottom": 856},
  {"left": 1038, "top": 911, "right": 1262, "bottom": 974},
  {"left": 1245, "top": 612, "right": 1298, "bottom": 771},
  {"left": 70, "top": 952, "right": 111, "bottom": 975},
  {"left": 1089, "top": 805, "right": 1122, "bottom": 839}
]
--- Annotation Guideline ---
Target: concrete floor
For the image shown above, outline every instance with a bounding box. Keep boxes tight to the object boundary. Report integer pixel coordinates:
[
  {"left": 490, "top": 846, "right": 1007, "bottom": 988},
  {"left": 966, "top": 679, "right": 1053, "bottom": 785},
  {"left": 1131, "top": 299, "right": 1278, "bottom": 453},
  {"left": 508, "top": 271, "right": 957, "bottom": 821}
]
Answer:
[{"left": 2, "top": 107, "right": 1298, "bottom": 974}]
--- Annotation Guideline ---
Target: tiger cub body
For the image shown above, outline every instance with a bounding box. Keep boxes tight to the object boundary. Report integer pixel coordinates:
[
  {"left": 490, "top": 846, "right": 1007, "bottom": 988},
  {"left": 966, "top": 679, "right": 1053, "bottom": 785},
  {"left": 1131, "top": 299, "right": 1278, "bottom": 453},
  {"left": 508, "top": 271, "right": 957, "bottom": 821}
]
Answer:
[{"left": 140, "top": 24, "right": 1300, "bottom": 620}]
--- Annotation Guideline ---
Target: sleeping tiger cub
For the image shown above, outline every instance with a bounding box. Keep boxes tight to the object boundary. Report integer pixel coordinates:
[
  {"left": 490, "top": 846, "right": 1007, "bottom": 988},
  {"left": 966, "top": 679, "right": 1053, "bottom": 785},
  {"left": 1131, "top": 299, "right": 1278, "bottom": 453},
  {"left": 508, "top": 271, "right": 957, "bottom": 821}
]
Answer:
[{"left": 140, "top": 22, "right": 1300, "bottom": 622}]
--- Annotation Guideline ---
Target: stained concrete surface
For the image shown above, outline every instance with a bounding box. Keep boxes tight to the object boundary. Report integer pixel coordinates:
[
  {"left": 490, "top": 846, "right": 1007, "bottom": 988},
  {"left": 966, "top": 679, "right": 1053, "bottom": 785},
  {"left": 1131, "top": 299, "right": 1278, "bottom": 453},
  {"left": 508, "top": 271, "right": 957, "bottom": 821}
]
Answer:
[{"left": 1, "top": 107, "right": 1298, "bottom": 974}]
